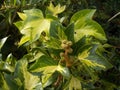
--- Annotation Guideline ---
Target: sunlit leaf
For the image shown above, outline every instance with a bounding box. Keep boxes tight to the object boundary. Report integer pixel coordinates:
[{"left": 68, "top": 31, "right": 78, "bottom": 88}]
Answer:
[
  {"left": 14, "top": 59, "right": 41, "bottom": 90},
  {"left": 17, "top": 12, "right": 27, "bottom": 20},
  {"left": 29, "top": 55, "right": 59, "bottom": 88},
  {"left": 71, "top": 9, "right": 96, "bottom": 23},
  {"left": 0, "top": 60, "right": 14, "bottom": 73},
  {"left": 57, "top": 65, "right": 71, "bottom": 79},
  {"left": 6, "top": 7, "right": 116, "bottom": 90},
  {"left": 45, "top": 37, "right": 61, "bottom": 49},
  {"left": 68, "top": 76, "right": 82, "bottom": 90},
  {"left": 80, "top": 59, "right": 106, "bottom": 70},
  {"left": 23, "top": 9, "right": 44, "bottom": 19},
  {"left": 21, "top": 19, "right": 50, "bottom": 45},
  {"left": 70, "top": 9, "right": 107, "bottom": 42},
  {"left": 78, "top": 44, "right": 113, "bottom": 71},
  {"left": 24, "top": 71, "right": 41, "bottom": 90},
  {"left": 47, "top": 2, "right": 66, "bottom": 16},
  {"left": 78, "top": 45, "right": 92, "bottom": 59},
  {"left": 14, "top": 9, "right": 51, "bottom": 46},
  {"left": 42, "top": 73, "right": 57, "bottom": 88},
  {"left": 42, "top": 73, "right": 54, "bottom": 88},
  {"left": 14, "top": 21, "right": 24, "bottom": 30}
]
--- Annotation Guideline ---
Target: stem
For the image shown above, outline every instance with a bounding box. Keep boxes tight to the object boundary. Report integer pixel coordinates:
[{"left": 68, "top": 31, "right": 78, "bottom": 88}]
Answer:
[
  {"left": 64, "top": 49, "right": 72, "bottom": 67},
  {"left": 54, "top": 75, "right": 63, "bottom": 87},
  {"left": 108, "top": 12, "right": 120, "bottom": 22}
]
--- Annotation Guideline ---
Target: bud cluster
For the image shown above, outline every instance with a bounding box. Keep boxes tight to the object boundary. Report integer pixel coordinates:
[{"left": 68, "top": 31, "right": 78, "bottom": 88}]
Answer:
[
  {"left": 61, "top": 40, "right": 73, "bottom": 54},
  {"left": 60, "top": 40, "right": 73, "bottom": 67}
]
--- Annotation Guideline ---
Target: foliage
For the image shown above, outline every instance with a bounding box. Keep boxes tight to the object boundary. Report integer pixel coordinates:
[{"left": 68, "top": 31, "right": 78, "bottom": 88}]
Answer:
[{"left": 0, "top": 0, "right": 120, "bottom": 90}]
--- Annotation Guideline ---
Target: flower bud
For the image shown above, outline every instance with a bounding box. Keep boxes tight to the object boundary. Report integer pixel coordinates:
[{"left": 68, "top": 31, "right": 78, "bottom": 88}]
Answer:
[
  {"left": 61, "top": 43, "right": 68, "bottom": 49},
  {"left": 62, "top": 40, "right": 67, "bottom": 44},
  {"left": 60, "top": 52, "right": 65, "bottom": 57},
  {"left": 67, "top": 41, "right": 73, "bottom": 46}
]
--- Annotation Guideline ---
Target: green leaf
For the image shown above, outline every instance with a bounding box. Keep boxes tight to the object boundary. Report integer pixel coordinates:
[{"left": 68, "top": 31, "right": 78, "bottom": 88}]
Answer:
[
  {"left": 78, "top": 46, "right": 91, "bottom": 59},
  {"left": 47, "top": 2, "right": 66, "bottom": 16},
  {"left": 65, "top": 23, "right": 74, "bottom": 42},
  {"left": 0, "top": 60, "right": 14, "bottom": 73},
  {"left": 72, "top": 36, "right": 87, "bottom": 55},
  {"left": 57, "top": 65, "right": 71, "bottom": 79},
  {"left": 87, "top": 53, "right": 113, "bottom": 70},
  {"left": 23, "top": 9, "right": 44, "bottom": 19},
  {"left": 89, "top": 44, "right": 113, "bottom": 70},
  {"left": 3, "top": 62, "right": 14, "bottom": 73},
  {"left": 0, "top": 61, "right": 4, "bottom": 70},
  {"left": 21, "top": 19, "right": 50, "bottom": 45},
  {"left": 72, "top": 42, "right": 92, "bottom": 56},
  {"left": 77, "top": 43, "right": 113, "bottom": 80},
  {"left": 45, "top": 37, "right": 61, "bottom": 49},
  {"left": 49, "top": 21, "right": 66, "bottom": 39},
  {"left": 14, "top": 21, "right": 24, "bottom": 30},
  {"left": 4, "top": 74, "right": 19, "bottom": 90},
  {"left": 78, "top": 47, "right": 104, "bottom": 79},
  {"left": 42, "top": 73, "right": 55, "bottom": 88},
  {"left": 78, "top": 44, "right": 113, "bottom": 71},
  {"left": 15, "top": 9, "right": 51, "bottom": 46},
  {"left": 14, "top": 60, "right": 27, "bottom": 81},
  {"left": 49, "top": 21, "right": 60, "bottom": 38},
  {"left": 75, "top": 20, "right": 107, "bottom": 42},
  {"left": 23, "top": 72, "right": 41, "bottom": 90},
  {"left": 70, "top": 9, "right": 107, "bottom": 42},
  {"left": 32, "top": 47, "right": 50, "bottom": 56},
  {"left": 29, "top": 55, "right": 60, "bottom": 88},
  {"left": 81, "top": 59, "right": 106, "bottom": 71},
  {"left": 42, "top": 73, "right": 57, "bottom": 88},
  {"left": 70, "top": 9, "right": 96, "bottom": 23},
  {"left": 79, "top": 59, "right": 99, "bottom": 80},
  {"left": 0, "top": 73, "right": 9, "bottom": 90},
  {"left": 29, "top": 55, "right": 58, "bottom": 72},
  {"left": 17, "top": 12, "right": 27, "bottom": 20},
  {"left": 68, "top": 76, "right": 82, "bottom": 90},
  {"left": 14, "top": 59, "right": 41, "bottom": 90}
]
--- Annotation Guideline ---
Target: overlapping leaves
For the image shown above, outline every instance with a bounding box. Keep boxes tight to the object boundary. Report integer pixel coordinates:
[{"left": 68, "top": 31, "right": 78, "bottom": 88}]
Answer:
[
  {"left": 78, "top": 44, "right": 112, "bottom": 71},
  {"left": 0, "top": 6, "right": 115, "bottom": 90},
  {"left": 28, "top": 55, "right": 70, "bottom": 88}
]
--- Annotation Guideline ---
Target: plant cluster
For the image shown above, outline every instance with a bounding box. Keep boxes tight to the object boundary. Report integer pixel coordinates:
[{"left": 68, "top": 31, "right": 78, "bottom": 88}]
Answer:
[{"left": 0, "top": 0, "right": 120, "bottom": 90}]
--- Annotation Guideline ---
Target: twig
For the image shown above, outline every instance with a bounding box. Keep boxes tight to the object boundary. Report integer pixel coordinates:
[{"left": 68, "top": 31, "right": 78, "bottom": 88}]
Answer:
[{"left": 108, "top": 12, "right": 120, "bottom": 22}]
